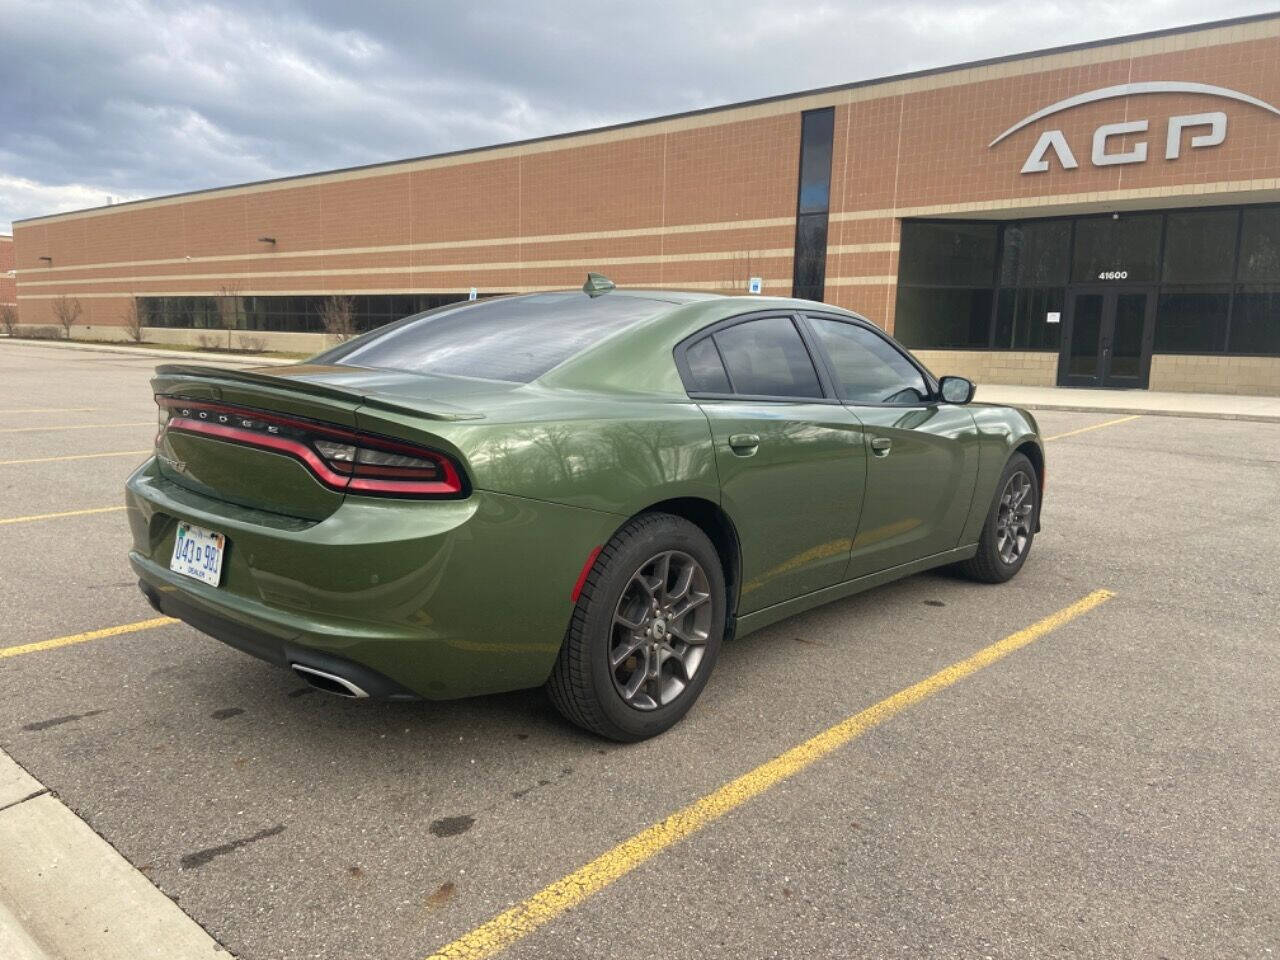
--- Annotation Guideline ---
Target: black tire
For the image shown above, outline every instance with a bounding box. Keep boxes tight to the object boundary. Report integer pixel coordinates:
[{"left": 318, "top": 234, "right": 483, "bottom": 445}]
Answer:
[
  {"left": 546, "top": 513, "right": 727, "bottom": 742},
  {"left": 955, "top": 452, "right": 1039, "bottom": 584}
]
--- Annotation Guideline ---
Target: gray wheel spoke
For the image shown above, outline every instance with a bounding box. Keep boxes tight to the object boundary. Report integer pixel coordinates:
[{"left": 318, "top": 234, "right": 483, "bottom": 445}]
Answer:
[
  {"left": 994, "top": 469, "right": 1034, "bottom": 566},
  {"left": 609, "top": 548, "right": 715, "bottom": 712}
]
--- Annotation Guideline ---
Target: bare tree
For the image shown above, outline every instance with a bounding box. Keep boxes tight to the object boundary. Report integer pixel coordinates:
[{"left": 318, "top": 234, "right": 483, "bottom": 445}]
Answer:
[
  {"left": 319, "top": 295, "right": 357, "bottom": 343},
  {"left": 213, "top": 282, "right": 243, "bottom": 350},
  {"left": 121, "top": 299, "right": 145, "bottom": 343},
  {"left": 0, "top": 303, "right": 16, "bottom": 337},
  {"left": 52, "top": 295, "right": 83, "bottom": 339}
]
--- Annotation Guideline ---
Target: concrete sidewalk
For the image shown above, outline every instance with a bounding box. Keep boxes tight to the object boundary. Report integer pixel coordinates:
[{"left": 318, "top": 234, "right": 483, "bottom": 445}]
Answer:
[
  {"left": 976, "top": 383, "right": 1280, "bottom": 422},
  {"left": 0, "top": 750, "right": 227, "bottom": 959}
]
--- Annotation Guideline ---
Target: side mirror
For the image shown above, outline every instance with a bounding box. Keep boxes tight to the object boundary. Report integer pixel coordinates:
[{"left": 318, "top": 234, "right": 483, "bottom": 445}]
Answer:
[{"left": 939, "top": 375, "right": 976, "bottom": 404}]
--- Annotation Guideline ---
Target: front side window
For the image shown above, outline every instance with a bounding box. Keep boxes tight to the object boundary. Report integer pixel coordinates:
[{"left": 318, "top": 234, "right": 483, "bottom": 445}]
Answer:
[
  {"left": 808, "top": 317, "right": 928, "bottom": 404},
  {"left": 708, "top": 317, "right": 823, "bottom": 399}
]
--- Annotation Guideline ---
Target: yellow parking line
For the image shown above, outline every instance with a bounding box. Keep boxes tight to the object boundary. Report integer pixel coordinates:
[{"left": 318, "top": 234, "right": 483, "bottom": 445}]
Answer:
[
  {"left": 0, "top": 449, "right": 150, "bottom": 466},
  {"left": 1045, "top": 414, "right": 1140, "bottom": 441},
  {"left": 0, "top": 506, "right": 126, "bottom": 526},
  {"left": 0, "top": 421, "right": 152, "bottom": 434},
  {"left": 423, "top": 588, "right": 1116, "bottom": 960},
  {"left": 0, "top": 617, "right": 177, "bottom": 660}
]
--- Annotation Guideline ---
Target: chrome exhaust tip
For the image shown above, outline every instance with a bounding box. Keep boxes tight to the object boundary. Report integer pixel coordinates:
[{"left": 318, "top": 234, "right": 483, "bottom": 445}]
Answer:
[{"left": 289, "top": 663, "right": 370, "bottom": 699}]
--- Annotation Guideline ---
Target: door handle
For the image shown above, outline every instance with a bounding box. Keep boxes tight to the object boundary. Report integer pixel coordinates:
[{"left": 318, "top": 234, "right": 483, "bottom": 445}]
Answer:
[
  {"left": 728, "top": 433, "right": 760, "bottom": 456},
  {"left": 870, "top": 436, "right": 892, "bottom": 457}
]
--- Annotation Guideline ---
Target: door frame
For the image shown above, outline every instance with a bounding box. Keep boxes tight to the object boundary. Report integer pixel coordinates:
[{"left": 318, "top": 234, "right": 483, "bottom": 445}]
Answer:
[{"left": 1057, "top": 284, "right": 1157, "bottom": 389}]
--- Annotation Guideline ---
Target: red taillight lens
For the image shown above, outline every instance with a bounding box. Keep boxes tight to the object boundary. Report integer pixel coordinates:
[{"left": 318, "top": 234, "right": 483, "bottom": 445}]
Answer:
[{"left": 156, "top": 397, "right": 466, "bottom": 498}]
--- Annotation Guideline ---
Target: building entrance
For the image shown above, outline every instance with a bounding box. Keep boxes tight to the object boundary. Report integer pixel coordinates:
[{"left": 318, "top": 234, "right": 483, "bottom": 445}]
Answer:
[{"left": 1058, "top": 285, "right": 1156, "bottom": 388}]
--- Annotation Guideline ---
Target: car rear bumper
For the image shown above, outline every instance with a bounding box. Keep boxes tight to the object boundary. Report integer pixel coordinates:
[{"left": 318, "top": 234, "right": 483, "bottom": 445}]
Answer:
[{"left": 126, "top": 457, "right": 620, "bottom": 699}]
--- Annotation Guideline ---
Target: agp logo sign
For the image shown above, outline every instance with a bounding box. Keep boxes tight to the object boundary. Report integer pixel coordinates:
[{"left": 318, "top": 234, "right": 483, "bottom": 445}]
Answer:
[{"left": 989, "top": 81, "right": 1280, "bottom": 174}]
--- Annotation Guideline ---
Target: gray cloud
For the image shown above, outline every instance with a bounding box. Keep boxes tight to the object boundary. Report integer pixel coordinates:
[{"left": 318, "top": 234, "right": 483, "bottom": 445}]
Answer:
[{"left": 1, "top": 0, "right": 1276, "bottom": 230}]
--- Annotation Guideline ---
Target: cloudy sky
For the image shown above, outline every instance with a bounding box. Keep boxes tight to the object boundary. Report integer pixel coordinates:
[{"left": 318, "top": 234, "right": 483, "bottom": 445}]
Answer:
[{"left": 2, "top": 0, "right": 1277, "bottom": 232}]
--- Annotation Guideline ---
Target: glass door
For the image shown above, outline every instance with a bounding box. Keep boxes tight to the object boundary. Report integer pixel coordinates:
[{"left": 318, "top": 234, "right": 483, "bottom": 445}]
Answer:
[{"left": 1058, "top": 286, "right": 1156, "bottom": 388}]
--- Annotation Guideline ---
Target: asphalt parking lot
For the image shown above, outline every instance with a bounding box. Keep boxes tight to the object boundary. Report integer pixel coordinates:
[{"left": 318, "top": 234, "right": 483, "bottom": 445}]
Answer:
[{"left": 1, "top": 340, "right": 1277, "bottom": 960}]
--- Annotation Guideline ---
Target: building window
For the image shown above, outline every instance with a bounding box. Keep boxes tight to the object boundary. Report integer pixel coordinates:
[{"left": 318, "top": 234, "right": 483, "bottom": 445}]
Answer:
[
  {"left": 138, "top": 293, "right": 477, "bottom": 334},
  {"left": 895, "top": 205, "right": 1280, "bottom": 357},
  {"left": 792, "top": 107, "right": 834, "bottom": 302},
  {"left": 1070, "top": 214, "right": 1161, "bottom": 283}
]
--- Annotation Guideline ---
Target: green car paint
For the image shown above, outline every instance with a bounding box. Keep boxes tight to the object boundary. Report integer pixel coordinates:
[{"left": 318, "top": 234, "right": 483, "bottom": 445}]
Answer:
[{"left": 126, "top": 290, "right": 1044, "bottom": 702}]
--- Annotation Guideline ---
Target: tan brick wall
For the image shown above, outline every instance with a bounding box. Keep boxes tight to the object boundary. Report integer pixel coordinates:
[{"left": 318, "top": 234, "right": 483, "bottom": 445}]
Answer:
[
  {"left": 0, "top": 236, "right": 15, "bottom": 306},
  {"left": 911, "top": 350, "right": 1058, "bottom": 387},
  {"left": 1149, "top": 354, "right": 1280, "bottom": 394}
]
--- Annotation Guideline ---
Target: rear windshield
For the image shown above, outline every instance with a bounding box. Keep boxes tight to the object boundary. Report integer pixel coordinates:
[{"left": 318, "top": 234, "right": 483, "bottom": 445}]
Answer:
[{"left": 318, "top": 292, "right": 663, "bottom": 382}]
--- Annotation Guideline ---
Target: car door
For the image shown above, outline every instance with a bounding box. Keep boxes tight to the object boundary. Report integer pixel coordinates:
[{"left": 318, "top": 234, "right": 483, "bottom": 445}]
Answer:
[
  {"left": 675, "top": 313, "right": 866, "bottom": 614},
  {"left": 801, "top": 313, "right": 980, "bottom": 579}
]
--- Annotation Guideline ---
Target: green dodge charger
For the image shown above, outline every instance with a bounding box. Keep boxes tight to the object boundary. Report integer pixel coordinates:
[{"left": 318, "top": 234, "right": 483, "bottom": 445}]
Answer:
[{"left": 127, "top": 278, "right": 1044, "bottom": 741}]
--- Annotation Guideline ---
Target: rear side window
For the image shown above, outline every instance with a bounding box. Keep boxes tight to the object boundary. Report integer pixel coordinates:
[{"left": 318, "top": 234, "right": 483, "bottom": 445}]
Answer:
[
  {"left": 683, "top": 337, "right": 732, "bottom": 393},
  {"left": 809, "top": 317, "right": 928, "bottom": 404},
  {"left": 322, "top": 292, "right": 661, "bottom": 382},
  {"left": 708, "top": 317, "right": 823, "bottom": 398}
]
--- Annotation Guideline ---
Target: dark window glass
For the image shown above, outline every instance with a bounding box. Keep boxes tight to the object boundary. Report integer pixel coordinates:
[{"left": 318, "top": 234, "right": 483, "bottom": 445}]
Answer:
[
  {"left": 999, "top": 220, "right": 1070, "bottom": 287},
  {"left": 994, "top": 287, "right": 1064, "bottom": 350},
  {"left": 1238, "top": 208, "right": 1280, "bottom": 281},
  {"left": 683, "top": 337, "right": 731, "bottom": 393},
  {"left": 797, "top": 108, "right": 834, "bottom": 214},
  {"left": 1155, "top": 289, "right": 1229, "bottom": 353},
  {"left": 899, "top": 222, "right": 998, "bottom": 287},
  {"left": 1229, "top": 285, "right": 1280, "bottom": 354},
  {"left": 1070, "top": 214, "right": 1161, "bottom": 283},
  {"left": 1162, "top": 210, "right": 1238, "bottom": 283},
  {"left": 893, "top": 287, "right": 993, "bottom": 349},
  {"left": 793, "top": 214, "right": 828, "bottom": 301},
  {"left": 809, "top": 318, "right": 927, "bottom": 404},
  {"left": 712, "top": 317, "right": 822, "bottom": 398},
  {"left": 326, "top": 292, "right": 659, "bottom": 382}
]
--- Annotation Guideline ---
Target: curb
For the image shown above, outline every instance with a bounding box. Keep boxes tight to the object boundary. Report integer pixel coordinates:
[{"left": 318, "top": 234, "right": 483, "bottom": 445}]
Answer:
[
  {"left": 0, "top": 337, "right": 294, "bottom": 366},
  {"left": 0, "top": 749, "right": 230, "bottom": 959}
]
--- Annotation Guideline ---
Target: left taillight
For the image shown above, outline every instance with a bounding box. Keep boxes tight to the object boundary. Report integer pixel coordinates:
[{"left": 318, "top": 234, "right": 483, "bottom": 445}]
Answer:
[{"left": 155, "top": 396, "right": 466, "bottom": 499}]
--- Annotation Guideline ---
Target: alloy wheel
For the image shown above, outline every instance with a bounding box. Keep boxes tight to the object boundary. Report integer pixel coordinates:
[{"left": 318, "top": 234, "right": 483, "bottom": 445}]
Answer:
[
  {"left": 996, "top": 470, "right": 1035, "bottom": 565},
  {"left": 609, "top": 550, "right": 713, "bottom": 711}
]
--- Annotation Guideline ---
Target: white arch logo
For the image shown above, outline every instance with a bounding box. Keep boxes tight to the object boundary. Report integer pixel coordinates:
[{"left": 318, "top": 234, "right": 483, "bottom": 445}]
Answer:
[{"left": 989, "top": 81, "right": 1280, "bottom": 174}]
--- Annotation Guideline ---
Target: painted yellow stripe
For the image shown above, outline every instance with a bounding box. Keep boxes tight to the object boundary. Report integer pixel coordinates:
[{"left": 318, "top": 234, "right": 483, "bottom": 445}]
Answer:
[
  {"left": 424, "top": 588, "right": 1115, "bottom": 960},
  {"left": 0, "top": 449, "right": 150, "bottom": 466},
  {"left": 0, "top": 617, "right": 177, "bottom": 660},
  {"left": 0, "top": 421, "right": 152, "bottom": 434},
  {"left": 1045, "top": 415, "right": 1140, "bottom": 441},
  {"left": 0, "top": 506, "right": 125, "bottom": 526}
]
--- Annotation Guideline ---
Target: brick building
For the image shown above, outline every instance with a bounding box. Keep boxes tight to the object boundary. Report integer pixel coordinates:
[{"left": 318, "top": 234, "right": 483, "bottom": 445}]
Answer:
[
  {"left": 0, "top": 235, "right": 15, "bottom": 308},
  {"left": 11, "top": 13, "right": 1280, "bottom": 394}
]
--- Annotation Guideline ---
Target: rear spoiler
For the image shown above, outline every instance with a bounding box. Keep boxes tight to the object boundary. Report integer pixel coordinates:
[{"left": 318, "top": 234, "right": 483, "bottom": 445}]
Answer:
[{"left": 153, "top": 363, "right": 484, "bottom": 421}]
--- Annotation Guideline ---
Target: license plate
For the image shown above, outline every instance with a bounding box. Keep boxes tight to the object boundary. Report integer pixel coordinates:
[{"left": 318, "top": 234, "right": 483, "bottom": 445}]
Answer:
[{"left": 170, "top": 521, "right": 226, "bottom": 586}]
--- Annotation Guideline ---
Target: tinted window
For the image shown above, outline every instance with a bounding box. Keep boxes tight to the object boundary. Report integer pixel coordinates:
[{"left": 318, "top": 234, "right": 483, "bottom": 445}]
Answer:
[
  {"left": 899, "top": 222, "right": 998, "bottom": 287},
  {"left": 683, "top": 337, "right": 731, "bottom": 393},
  {"left": 1155, "top": 289, "right": 1229, "bottom": 353},
  {"left": 1229, "top": 286, "right": 1280, "bottom": 354},
  {"left": 797, "top": 108, "right": 835, "bottom": 214},
  {"left": 809, "top": 318, "right": 927, "bottom": 404},
  {"left": 1071, "top": 214, "right": 1161, "bottom": 283},
  {"left": 994, "top": 287, "right": 1064, "bottom": 350},
  {"left": 793, "top": 214, "right": 829, "bottom": 302},
  {"left": 999, "top": 220, "right": 1070, "bottom": 287},
  {"left": 1239, "top": 208, "right": 1280, "bottom": 281},
  {"left": 1162, "top": 210, "right": 1237, "bottom": 283},
  {"left": 324, "top": 292, "right": 660, "bottom": 382},
  {"left": 712, "top": 317, "right": 822, "bottom": 398},
  {"left": 893, "top": 287, "right": 993, "bottom": 348}
]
